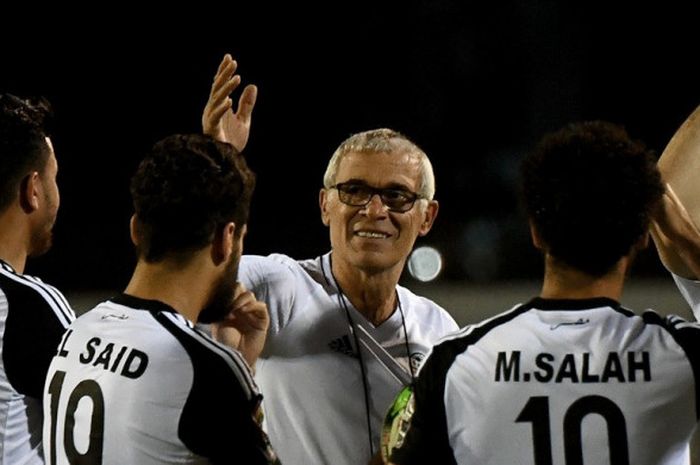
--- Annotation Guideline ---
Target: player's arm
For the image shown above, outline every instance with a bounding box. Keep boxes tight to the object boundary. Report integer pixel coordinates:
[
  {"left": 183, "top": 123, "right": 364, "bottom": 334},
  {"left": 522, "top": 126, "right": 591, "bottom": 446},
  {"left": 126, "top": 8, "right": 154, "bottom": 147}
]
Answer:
[
  {"left": 651, "top": 183, "right": 700, "bottom": 280},
  {"left": 180, "top": 349, "right": 280, "bottom": 464},
  {"left": 202, "top": 53, "right": 258, "bottom": 151},
  {"left": 238, "top": 255, "right": 298, "bottom": 336}
]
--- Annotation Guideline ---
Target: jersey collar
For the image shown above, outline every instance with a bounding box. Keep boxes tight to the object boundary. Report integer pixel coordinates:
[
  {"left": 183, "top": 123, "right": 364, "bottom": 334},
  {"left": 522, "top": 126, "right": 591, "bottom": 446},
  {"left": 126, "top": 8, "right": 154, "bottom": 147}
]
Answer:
[
  {"left": 0, "top": 258, "right": 17, "bottom": 274},
  {"left": 526, "top": 296, "right": 621, "bottom": 311},
  {"left": 111, "top": 293, "right": 179, "bottom": 314}
]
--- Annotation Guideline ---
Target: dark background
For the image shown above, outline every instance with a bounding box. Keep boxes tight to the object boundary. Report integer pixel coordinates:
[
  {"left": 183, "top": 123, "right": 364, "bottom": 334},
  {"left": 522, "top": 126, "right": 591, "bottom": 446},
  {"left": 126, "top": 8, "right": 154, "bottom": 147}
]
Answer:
[{"left": 2, "top": 2, "right": 699, "bottom": 292}]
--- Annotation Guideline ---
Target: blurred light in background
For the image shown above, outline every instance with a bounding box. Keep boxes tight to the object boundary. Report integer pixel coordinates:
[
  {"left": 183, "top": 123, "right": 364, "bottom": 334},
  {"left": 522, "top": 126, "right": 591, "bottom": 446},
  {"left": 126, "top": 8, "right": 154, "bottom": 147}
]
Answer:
[{"left": 408, "top": 246, "right": 443, "bottom": 282}]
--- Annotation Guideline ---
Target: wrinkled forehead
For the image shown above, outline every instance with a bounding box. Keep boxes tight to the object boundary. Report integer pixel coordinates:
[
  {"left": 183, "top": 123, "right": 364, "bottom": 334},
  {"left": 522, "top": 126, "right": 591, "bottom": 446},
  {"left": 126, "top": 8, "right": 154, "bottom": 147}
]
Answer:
[{"left": 336, "top": 150, "right": 422, "bottom": 190}]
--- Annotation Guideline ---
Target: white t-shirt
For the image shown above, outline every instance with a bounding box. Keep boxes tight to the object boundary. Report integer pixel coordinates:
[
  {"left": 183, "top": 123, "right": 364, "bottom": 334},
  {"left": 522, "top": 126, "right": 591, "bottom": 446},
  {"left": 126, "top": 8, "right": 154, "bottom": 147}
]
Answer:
[
  {"left": 42, "top": 294, "right": 278, "bottom": 465},
  {"left": 239, "top": 252, "right": 458, "bottom": 465},
  {"left": 391, "top": 290, "right": 700, "bottom": 465},
  {"left": 0, "top": 260, "right": 74, "bottom": 465}
]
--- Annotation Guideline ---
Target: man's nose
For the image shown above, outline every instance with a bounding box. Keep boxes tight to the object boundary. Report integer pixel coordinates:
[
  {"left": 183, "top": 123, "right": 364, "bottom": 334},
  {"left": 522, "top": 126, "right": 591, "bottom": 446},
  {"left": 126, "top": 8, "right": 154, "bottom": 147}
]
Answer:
[{"left": 362, "top": 194, "right": 389, "bottom": 217}]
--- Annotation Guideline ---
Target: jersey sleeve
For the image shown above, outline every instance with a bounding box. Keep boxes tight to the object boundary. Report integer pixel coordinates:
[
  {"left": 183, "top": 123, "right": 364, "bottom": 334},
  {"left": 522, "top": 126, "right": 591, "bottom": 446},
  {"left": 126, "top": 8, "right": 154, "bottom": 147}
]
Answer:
[
  {"left": 672, "top": 273, "right": 700, "bottom": 320},
  {"left": 647, "top": 311, "right": 700, "bottom": 418},
  {"left": 239, "top": 254, "right": 297, "bottom": 335},
  {"left": 3, "top": 280, "right": 74, "bottom": 398},
  {"left": 389, "top": 342, "right": 458, "bottom": 465},
  {"left": 178, "top": 335, "right": 280, "bottom": 464}
]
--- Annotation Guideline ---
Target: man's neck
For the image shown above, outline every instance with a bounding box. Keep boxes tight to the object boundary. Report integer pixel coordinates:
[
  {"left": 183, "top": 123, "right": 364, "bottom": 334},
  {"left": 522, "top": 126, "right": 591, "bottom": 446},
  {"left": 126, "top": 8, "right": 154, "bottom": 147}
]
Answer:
[
  {"left": 125, "top": 257, "right": 214, "bottom": 323},
  {"left": 0, "top": 214, "right": 30, "bottom": 273},
  {"left": 540, "top": 255, "right": 627, "bottom": 301},
  {"left": 330, "top": 254, "right": 403, "bottom": 326}
]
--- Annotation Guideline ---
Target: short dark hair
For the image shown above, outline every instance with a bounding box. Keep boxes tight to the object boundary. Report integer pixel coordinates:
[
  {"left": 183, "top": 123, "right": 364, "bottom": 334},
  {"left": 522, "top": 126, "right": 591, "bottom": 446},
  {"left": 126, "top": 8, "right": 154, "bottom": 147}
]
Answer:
[
  {"left": 130, "top": 134, "right": 256, "bottom": 262},
  {"left": 521, "top": 121, "right": 664, "bottom": 276},
  {"left": 0, "top": 94, "right": 53, "bottom": 211}
]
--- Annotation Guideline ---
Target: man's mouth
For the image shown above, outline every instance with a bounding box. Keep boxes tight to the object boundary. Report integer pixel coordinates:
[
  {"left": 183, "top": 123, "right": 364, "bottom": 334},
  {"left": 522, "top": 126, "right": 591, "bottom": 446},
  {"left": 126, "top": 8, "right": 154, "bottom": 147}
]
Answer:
[{"left": 355, "top": 230, "right": 391, "bottom": 239}]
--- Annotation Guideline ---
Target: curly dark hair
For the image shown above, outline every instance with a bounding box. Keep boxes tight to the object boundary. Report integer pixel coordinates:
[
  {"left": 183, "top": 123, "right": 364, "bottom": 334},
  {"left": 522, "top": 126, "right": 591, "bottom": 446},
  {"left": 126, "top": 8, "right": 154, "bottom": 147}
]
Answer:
[
  {"left": 0, "top": 94, "right": 53, "bottom": 211},
  {"left": 521, "top": 121, "right": 664, "bottom": 276},
  {"left": 130, "top": 134, "right": 256, "bottom": 262}
]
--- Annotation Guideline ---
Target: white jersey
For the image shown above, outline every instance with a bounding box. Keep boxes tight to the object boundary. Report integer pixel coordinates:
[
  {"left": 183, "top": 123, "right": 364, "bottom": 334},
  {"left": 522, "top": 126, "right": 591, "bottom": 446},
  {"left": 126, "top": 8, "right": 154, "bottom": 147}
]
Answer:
[
  {"left": 0, "top": 260, "right": 74, "bottom": 465},
  {"left": 391, "top": 292, "right": 700, "bottom": 465},
  {"left": 239, "top": 252, "right": 458, "bottom": 465},
  {"left": 42, "top": 294, "right": 278, "bottom": 465}
]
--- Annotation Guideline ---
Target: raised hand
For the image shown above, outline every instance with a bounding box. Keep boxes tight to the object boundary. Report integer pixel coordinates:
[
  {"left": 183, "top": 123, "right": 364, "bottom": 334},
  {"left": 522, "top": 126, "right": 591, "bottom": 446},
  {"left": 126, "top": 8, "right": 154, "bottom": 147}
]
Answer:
[{"left": 202, "top": 54, "right": 258, "bottom": 152}]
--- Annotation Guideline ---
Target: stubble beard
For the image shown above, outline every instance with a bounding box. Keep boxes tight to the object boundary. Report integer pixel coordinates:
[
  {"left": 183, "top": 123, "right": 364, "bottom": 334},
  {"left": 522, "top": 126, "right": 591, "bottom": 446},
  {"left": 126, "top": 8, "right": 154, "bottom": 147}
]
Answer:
[{"left": 198, "top": 253, "right": 240, "bottom": 324}]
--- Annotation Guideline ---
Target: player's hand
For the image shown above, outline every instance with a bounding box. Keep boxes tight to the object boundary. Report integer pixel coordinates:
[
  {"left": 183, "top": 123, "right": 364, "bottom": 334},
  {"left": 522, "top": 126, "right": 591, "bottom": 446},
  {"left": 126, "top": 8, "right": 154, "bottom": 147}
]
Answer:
[
  {"left": 202, "top": 53, "right": 258, "bottom": 152},
  {"left": 211, "top": 283, "right": 269, "bottom": 368}
]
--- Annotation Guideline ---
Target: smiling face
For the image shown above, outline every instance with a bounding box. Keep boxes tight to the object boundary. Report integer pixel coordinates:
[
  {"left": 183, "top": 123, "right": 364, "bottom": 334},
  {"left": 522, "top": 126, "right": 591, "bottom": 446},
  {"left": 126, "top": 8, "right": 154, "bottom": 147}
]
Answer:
[{"left": 320, "top": 150, "right": 438, "bottom": 275}]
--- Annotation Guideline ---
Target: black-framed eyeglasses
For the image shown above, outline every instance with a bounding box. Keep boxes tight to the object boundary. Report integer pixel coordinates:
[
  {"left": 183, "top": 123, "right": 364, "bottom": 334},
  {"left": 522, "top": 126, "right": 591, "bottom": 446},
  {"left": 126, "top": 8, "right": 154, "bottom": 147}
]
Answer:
[{"left": 331, "top": 182, "right": 423, "bottom": 213}]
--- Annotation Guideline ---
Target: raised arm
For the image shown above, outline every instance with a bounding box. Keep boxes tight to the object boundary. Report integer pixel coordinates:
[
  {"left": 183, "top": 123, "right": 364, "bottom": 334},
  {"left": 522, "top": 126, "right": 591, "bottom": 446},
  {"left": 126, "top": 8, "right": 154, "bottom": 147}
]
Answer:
[
  {"left": 652, "top": 105, "right": 700, "bottom": 279},
  {"left": 202, "top": 53, "right": 258, "bottom": 151},
  {"left": 651, "top": 184, "right": 700, "bottom": 280}
]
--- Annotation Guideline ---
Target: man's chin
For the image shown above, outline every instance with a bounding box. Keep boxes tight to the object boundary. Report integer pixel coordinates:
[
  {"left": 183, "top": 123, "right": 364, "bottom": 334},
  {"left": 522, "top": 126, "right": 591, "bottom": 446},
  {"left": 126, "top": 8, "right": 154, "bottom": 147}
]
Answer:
[
  {"left": 348, "top": 251, "right": 401, "bottom": 273},
  {"left": 28, "top": 237, "right": 53, "bottom": 258}
]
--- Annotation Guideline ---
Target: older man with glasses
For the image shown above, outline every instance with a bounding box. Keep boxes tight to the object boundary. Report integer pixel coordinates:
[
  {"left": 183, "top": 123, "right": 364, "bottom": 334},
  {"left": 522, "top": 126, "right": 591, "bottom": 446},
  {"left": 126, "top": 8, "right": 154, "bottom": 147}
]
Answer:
[{"left": 202, "top": 54, "right": 458, "bottom": 465}]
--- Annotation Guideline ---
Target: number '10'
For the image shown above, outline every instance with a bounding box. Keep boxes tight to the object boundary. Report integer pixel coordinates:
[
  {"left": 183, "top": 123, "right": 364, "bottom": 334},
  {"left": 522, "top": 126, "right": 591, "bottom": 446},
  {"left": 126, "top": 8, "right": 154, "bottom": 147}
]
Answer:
[
  {"left": 47, "top": 370, "right": 105, "bottom": 465},
  {"left": 516, "top": 395, "right": 629, "bottom": 465}
]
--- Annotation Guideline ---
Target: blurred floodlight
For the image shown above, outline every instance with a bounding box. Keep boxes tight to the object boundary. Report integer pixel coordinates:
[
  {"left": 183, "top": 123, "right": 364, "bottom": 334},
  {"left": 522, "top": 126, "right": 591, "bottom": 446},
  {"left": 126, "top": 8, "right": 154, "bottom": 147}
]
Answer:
[{"left": 408, "top": 246, "right": 443, "bottom": 282}]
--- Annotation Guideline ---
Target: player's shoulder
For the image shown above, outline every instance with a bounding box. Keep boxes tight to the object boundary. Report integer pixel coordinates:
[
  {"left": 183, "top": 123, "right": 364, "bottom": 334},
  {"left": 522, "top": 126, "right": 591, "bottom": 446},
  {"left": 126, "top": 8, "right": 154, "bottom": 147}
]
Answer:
[
  {"left": 95, "top": 294, "right": 260, "bottom": 400},
  {"left": 153, "top": 309, "right": 259, "bottom": 399},
  {"left": 240, "top": 253, "right": 311, "bottom": 283},
  {"left": 431, "top": 303, "right": 531, "bottom": 360},
  {"left": 636, "top": 306, "right": 700, "bottom": 334},
  {"left": 0, "top": 261, "right": 74, "bottom": 325}
]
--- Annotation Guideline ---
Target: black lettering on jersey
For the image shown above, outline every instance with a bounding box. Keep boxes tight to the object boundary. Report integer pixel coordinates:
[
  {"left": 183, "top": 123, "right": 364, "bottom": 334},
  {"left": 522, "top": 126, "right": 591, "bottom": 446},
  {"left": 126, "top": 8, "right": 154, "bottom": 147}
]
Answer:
[
  {"left": 495, "top": 351, "right": 520, "bottom": 382},
  {"left": 93, "top": 343, "right": 115, "bottom": 369},
  {"left": 58, "top": 329, "right": 73, "bottom": 358},
  {"left": 581, "top": 353, "right": 600, "bottom": 383},
  {"left": 601, "top": 352, "right": 625, "bottom": 383},
  {"left": 528, "top": 351, "right": 650, "bottom": 384},
  {"left": 110, "top": 346, "right": 128, "bottom": 373},
  {"left": 628, "top": 351, "right": 651, "bottom": 382},
  {"left": 78, "top": 337, "right": 149, "bottom": 379},
  {"left": 555, "top": 353, "right": 579, "bottom": 383},
  {"left": 80, "top": 337, "right": 101, "bottom": 364},
  {"left": 121, "top": 349, "right": 149, "bottom": 379},
  {"left": 534, "top": 353, "right": 554, "bottom": 382}
]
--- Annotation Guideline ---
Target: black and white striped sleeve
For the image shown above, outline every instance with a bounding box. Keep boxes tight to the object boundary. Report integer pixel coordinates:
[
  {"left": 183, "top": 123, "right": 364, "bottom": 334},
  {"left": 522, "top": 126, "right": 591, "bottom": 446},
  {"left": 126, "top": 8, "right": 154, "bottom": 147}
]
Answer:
[{"left": 1, "top": 269, "right": 74, "bottom": 398}]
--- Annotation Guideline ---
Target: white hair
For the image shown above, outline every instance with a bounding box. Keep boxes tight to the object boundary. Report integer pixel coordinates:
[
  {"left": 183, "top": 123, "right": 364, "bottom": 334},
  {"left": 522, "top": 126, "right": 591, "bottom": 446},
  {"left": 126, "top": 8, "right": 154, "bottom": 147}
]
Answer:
[{"left": 322, "top": 128, "right": 436, "bottom": 200}]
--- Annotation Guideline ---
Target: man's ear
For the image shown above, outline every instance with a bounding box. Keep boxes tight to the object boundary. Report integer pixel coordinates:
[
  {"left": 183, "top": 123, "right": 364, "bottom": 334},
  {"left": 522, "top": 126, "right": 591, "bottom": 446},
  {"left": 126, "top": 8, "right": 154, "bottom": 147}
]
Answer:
[
  {"left": 19, "top": 171, "right": 41, "bottom": 213},
  {"left": 212, "top": 222, "right": 236, "bottom": 266},
  {"left": 234, "top": 224, "right": 247, "bottom": 253},
  {"left": 319, "top": 188, "right": 331, "bottom": 227},
  {"left": 418, "top": 200, "right": 439, "bottom": 236},
  {"left": 129, "top": 215, "right": 140, "bottom": 247},
  {"left": 529, "top": 220, "right": 544, "bottom": 250}
]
